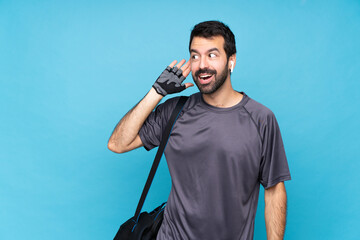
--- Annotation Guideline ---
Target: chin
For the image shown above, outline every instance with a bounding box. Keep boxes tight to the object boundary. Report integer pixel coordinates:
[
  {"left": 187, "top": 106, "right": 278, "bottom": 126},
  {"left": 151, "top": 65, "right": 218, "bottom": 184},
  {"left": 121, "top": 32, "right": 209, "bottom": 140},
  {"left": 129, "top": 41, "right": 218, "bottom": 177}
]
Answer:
[{"left": 197, "top": 84, "right": 218, "bottom": 94}]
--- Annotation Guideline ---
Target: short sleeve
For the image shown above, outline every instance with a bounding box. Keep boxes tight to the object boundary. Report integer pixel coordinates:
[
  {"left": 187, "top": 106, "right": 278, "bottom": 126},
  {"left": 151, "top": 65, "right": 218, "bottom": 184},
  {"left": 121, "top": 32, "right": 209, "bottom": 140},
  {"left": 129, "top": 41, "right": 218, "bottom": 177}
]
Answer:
[
  {"left": 259, "top": 111, "right": 291, "bottom": 189},
  {"left": 139, "top": 97, "right": 180, "bottom": 151}
]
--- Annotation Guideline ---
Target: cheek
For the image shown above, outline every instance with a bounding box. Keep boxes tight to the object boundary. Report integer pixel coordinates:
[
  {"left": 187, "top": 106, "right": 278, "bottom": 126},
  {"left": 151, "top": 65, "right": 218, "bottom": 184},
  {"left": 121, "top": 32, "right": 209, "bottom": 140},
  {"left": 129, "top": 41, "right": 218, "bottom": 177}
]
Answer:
[
  {"left": 214, "top": 61, "right": 227, "bottom": 72},
  {"left": 190, "top": 62, "right": 197, "bottom": 72},
  {"left": 215, "top": 59, "right": 225, "bottom": 67}
]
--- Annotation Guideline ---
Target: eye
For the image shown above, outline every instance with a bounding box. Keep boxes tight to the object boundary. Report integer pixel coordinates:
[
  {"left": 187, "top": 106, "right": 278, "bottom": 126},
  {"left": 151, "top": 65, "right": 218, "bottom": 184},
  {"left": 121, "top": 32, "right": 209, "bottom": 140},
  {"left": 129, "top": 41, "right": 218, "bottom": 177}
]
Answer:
[
  {"left": 209, "top": 53, "right": 216, "bottom": 58},
  {"left": 192, "top": 55, "right": 199, "bottom": 60}
]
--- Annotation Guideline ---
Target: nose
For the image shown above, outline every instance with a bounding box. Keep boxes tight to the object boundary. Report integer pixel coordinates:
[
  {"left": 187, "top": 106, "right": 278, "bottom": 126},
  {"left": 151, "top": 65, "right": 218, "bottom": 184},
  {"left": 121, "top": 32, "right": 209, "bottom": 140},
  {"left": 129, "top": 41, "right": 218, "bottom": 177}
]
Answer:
[{"left": 199, "top": 56, "right": 209, "bottom": 69}]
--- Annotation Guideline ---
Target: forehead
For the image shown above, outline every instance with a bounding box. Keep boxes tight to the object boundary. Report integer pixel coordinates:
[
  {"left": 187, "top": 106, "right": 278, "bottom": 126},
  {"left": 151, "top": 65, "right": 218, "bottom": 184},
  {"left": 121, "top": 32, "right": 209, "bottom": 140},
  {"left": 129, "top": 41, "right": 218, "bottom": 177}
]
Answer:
[{"left": 190, "top": 36, "right": 225, "bottom": 53}]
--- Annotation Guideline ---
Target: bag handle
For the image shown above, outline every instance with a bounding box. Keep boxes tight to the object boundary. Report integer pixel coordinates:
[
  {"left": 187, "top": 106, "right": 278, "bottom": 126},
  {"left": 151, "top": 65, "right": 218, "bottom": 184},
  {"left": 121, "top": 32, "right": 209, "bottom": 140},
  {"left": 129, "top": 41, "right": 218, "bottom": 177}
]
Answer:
[{"left": 134, "top": 96, "right": 188, "bottom": 221}]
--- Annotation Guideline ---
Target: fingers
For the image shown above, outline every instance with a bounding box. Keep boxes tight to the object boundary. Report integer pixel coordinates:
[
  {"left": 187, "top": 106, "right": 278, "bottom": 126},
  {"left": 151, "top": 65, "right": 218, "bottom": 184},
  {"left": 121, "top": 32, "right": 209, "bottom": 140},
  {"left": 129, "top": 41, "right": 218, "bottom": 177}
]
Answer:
[
  {"left": 168, "top": 59, "right": 192, "bottom": 77},
  {"left": 169, "top": 60, "right": 178, "bottom": 68},
  {"left": 181, "top": 60, "right": 191, "bottom": 77},
  {"left": 180, "top": 58, "right": 190, "bottom": 70},
  {"left": 182, "top": 65, "right": 191, "bottom": 77},
  {"left": 176, "top": 59, "right": 186, "bottom": 69}
]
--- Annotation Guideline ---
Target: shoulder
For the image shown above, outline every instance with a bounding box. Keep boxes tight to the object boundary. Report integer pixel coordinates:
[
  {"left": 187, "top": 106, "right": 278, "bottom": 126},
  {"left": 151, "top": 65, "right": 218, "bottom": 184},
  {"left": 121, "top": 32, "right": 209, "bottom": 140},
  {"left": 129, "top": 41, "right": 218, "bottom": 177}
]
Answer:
[
  {"left": 157, "top": 92, "right": 202, "bottom": 113},
  {"left": 243, "top": 94, "right": 276, "bottom": 121},
  {"left": 244, "top": 94, "right": 274, "bottom": 116},
  {"left": 158, "top": 96, "right": 182, "bottom": 109}
]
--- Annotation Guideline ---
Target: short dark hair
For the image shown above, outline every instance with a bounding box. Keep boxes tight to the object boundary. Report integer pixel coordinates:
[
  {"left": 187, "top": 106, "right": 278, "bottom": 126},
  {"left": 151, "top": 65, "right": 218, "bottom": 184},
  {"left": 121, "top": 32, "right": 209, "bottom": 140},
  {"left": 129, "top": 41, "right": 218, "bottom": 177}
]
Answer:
[{"left": 189, "top": 20, "right": 236, "bottom": 59}]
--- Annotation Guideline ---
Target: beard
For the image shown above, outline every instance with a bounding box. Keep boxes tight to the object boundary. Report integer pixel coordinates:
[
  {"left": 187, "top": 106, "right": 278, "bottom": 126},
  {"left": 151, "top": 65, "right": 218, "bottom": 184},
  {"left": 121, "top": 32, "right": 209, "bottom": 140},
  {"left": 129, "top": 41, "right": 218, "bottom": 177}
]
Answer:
[{"left": 192, "top": 61, "right": 230, "bottom": 94}]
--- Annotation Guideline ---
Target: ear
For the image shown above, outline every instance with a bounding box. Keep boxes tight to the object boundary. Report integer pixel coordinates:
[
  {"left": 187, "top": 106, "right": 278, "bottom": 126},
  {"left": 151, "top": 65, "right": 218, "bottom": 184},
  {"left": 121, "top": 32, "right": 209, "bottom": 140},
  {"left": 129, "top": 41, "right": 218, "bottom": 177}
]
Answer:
[{"left": 229, "top": 54, "right": 236, "bottom": 72}]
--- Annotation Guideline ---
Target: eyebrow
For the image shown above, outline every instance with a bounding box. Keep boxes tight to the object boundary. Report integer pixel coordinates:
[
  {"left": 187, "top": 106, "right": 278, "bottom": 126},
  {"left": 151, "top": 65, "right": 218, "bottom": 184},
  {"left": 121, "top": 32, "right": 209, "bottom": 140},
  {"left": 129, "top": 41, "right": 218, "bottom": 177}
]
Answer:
[{"left": 190, "top": 48, "right": 220, "bottom": 54}]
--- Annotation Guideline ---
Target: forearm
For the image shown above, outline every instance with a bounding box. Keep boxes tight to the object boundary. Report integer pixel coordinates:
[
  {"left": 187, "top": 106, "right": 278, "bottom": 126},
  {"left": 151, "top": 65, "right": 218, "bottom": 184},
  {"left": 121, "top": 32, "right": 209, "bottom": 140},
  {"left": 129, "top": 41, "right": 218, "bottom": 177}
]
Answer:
[
  {"left": 108, "top": 87, "right": 162, "bottom": 152},
  {"left": 108, "top": 59, "right": 192, "bottom": 153},
  {"left": 264, "top": 182, "right": 287, "bottom": 240}
]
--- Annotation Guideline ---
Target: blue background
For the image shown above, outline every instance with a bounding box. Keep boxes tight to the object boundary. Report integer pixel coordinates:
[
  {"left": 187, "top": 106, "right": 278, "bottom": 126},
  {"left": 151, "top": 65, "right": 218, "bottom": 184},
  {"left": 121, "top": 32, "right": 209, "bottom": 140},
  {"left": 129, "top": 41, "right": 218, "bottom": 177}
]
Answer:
[{"left": 1, "top": 0, "right": 359, "bottom": 239}]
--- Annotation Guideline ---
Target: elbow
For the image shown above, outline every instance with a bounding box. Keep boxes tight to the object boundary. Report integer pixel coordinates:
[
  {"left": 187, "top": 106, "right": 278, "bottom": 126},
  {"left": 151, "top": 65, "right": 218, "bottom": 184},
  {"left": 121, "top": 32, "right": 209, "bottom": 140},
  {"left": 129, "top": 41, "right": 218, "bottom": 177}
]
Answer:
[{"left": 107, "top": 140, "right": 125, "bottom": 154}]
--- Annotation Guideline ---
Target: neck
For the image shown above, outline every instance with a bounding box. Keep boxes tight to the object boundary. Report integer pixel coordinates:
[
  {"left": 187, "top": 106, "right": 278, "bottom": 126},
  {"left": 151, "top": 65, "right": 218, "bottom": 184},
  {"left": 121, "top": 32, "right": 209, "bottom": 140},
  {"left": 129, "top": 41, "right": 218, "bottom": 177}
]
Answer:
[{"left": 202, "top": 77, "right": 243, "bottom": 108}]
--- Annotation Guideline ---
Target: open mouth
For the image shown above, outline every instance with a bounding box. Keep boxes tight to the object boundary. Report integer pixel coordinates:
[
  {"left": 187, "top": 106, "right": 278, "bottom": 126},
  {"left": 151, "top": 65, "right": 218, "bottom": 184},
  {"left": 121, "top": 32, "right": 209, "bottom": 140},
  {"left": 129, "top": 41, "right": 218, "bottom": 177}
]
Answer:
[{"left": 198, "top": 74, "right": 214, "bottom": 84}]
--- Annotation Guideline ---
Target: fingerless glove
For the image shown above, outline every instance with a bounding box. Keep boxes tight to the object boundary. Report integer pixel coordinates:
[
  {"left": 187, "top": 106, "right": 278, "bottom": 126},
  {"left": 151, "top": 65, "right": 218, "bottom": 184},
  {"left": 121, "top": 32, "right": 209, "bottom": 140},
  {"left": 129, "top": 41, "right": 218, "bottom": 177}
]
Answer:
[{"left": 152, "top": 66, "right": 186, "bottom": 96}]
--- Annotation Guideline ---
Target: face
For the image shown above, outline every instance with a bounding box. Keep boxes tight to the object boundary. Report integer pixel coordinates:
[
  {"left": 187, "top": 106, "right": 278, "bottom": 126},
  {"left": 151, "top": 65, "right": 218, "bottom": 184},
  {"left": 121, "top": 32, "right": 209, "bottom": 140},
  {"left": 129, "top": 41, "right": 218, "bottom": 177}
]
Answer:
[{"left": 190, "top": 36, "right": 231, "bottom": 94}]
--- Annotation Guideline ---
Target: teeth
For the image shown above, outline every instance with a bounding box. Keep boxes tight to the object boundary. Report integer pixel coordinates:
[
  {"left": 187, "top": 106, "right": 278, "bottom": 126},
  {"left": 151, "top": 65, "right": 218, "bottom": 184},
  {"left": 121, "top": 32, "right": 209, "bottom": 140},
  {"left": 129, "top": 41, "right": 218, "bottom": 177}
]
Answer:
[{"left": 200, "top": 74, "right": 212, "bottom": 79}]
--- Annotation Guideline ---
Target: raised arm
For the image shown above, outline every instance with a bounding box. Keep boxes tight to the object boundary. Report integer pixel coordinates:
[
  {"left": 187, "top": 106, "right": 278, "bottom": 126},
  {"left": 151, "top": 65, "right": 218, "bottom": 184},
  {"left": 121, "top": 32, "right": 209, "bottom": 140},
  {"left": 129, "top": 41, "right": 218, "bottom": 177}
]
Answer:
[
  {"left": 107, "top": 59, "right": 193, "bottom": 153},
  {"left": 264, "top": 182, "right": 288, "bottom": 240}
]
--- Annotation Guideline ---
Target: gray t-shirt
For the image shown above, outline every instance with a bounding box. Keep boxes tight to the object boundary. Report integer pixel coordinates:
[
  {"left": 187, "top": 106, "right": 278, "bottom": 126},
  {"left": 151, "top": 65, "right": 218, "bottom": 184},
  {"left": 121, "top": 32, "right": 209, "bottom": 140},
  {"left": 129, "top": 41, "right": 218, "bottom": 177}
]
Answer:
[{"left": 139, "top": 91, "right": 291, "bottom": 240}]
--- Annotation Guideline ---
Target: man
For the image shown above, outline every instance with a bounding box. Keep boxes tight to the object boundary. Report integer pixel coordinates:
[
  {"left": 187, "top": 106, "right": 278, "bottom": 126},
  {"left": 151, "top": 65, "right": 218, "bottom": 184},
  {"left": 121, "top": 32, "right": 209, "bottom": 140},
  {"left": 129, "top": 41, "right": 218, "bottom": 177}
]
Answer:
[{"left": 108, "top": 21, "right": 291, "bottom": 240}]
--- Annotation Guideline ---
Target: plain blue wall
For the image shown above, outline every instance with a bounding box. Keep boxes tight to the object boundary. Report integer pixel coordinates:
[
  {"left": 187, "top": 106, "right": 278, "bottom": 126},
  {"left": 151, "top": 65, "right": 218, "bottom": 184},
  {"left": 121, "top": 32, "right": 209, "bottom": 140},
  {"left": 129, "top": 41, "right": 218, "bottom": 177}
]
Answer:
[{"left": 1, "top": 0, "right": 359, "bottom": 239}]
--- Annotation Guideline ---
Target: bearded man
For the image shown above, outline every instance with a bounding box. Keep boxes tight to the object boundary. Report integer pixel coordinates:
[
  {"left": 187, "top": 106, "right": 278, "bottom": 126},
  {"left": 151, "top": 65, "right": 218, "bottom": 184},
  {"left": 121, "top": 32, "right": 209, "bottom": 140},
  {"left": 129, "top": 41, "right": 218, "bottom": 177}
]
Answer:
[{"left": 108, "top": 20, "right": 291, "bottom": 240}]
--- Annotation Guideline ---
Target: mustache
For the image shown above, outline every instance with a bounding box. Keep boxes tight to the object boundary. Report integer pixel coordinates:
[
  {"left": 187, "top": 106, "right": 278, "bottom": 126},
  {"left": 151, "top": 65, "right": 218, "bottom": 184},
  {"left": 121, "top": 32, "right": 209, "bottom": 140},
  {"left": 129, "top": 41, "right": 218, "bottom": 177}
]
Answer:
[{"left": 195, "top": 68, "right": 217, "bottom": 78}]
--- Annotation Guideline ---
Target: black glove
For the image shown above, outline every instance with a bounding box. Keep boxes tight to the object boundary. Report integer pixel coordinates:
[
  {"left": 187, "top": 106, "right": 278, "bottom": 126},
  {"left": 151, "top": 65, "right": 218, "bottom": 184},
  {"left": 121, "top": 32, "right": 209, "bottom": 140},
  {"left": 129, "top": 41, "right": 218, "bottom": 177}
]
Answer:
[{"left": 152, "top": 66, "right": 186, "bottom": 96}]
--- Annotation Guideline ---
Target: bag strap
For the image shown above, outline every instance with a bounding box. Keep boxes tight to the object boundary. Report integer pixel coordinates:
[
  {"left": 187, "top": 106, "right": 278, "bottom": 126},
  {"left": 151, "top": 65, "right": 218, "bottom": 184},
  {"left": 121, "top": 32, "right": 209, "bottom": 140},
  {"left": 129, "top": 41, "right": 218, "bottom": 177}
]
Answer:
[{"left": 134, "top": 96, "right": 188, "bottom": 221}]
